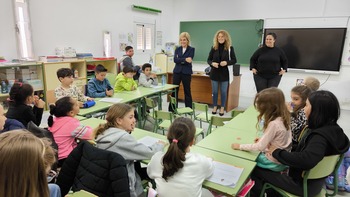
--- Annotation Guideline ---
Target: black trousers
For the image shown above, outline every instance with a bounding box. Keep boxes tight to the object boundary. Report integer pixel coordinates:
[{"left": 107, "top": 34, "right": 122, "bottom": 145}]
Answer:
[
  {"left": 250, "top": 167, "right": 324, "bottom": 197},
  {"left": 253, "top": 74, "right": 282, "bottom": 93},
  {"left": 168, "top": 73, "right": 192, "bottom": 111}
]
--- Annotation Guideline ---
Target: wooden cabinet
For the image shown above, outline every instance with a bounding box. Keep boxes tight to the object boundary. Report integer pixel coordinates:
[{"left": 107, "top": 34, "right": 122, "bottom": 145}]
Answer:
[
  {"left": 155, "top": 54, "right": 175, "bottom": 72},
  {"left": 86, "top": 59, "right": 117, "bottom": 81},
  {"left": 0, "top": 63, "right": 44, "bottom": 102},
  {"left": 167, "top": 72, "right": 241, "bottom": 111},
  {"left": 42, "top": 60, "right": 86, "bottom": 106}
]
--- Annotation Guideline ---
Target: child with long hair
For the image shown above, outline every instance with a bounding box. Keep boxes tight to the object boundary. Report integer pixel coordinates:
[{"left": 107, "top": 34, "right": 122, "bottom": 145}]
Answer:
[
  {"left": 232, "top": 87, "right": 291, "bottom": 172},
  {"left": 147, "top": 117, "right": 214, "bottom": 197},
  {"left": 0, "top": 130, "right": 59, "bottom": 197},
  {"left": 287, "top": 85, "right": 312, "bottom": 147},
  {"left": 93, "top": 103, "right": 165, "bottom": 197},
  {"left": 48, "top": 96, "right": 93, "bottom": 167},
  {"left": 6, "top": 82, "right": 45, "bottom": 127}
]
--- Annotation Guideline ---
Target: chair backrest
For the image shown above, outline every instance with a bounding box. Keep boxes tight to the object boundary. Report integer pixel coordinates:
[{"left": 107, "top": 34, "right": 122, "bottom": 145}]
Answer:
[
  {"left": 230, "top": 109, "right": 245, "bottom": 118},
  {"left": 192, "top": 102, "right": 209, "bottom": 121},
  {"left": 304, "top": 154, "right": 342, "bottom": 179},
  {"left": 106, "top": 73, "right": 117, "bottom": 87},
  {"left": 155, "top": 110, "right": 173, "bottom": 122},
  {"left": 169, "top": 96, "right": 178, "bottom": 113},
  {"left": 144, "top": 97, "right": 157, "bottom": 118},
  {"left": 302, "top": 154, "right": 343, "bottom": 197},
  {"left": 207, "top": 116, "right": 233, "bottom": 136}
]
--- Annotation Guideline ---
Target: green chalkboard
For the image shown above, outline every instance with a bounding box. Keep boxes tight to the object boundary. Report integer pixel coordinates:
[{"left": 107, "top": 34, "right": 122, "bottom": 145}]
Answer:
[{"left": 180, "top": 20, "right": 264, "bottom": 66}]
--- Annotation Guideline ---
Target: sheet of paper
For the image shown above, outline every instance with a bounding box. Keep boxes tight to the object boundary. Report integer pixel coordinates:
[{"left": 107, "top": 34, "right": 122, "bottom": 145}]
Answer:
[
  {"left": 150, "top": 85, "right": 163, "bottom": 89},
  {"left": 99, "top": 98, "right": 123, "bottom": 103},
  {"left": 206, "top": 161, "right": 244, "bottom": 188},
  {"left": 138, "top": 136, "right": 160, "bottom": 147}
]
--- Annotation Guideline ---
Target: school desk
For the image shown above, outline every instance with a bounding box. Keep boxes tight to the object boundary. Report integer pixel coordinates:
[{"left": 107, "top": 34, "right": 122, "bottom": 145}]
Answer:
[
  {"left": 78, "top": 84, "right": 178, "bottom": 127},
  {"left": 197, "top": 126, "right": 259, "bottom": 161},
  {"left": 130, "top": 127, "right": 257, "bottom": 197},
  {"left": 191, "top": 146, "right": 256, "bottom": 197},
  {"left": 224, "top": 105, "right": 259, "bottom": 131}
]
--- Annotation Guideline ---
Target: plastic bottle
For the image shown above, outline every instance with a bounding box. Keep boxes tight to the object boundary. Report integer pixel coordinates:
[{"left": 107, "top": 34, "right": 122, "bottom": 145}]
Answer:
[
  {"left": 74, "top": 69, "right": 79, "bottom": 78},
  {"left": 162, "top": 75, "right": 166, "bottom": 86},
  {"left": 1, "top": 81, "right": 8, "bottom": 94},
  {"left": 257, "top": 119, "right": 265, "bottom": 138}
]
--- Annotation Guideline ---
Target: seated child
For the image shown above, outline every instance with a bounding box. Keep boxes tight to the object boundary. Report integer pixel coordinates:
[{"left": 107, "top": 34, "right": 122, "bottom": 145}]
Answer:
[
  {"left": 287, "top": 85, "right": 312, "bottom": 148},
  {"left": 48, "top": 96, "right": 93, "bottom": 167},
  {"left": 138, "top": 63, "right": 158, "bottom": 87},
  {"left": 6, "top": 83, "right": 45, "bottom": 127},
  {"left": 87, "top": 64, "right": 113, "bottom": 98},
  {"left": 232, "top": 88, "right": 292, "bottom": 172},
  {"left": 147, "top": 117, "right": 213, "bottom": 197},
  {"left": 93, "top": 103, "right": 165, "bottom": 197},
  {"left": 55, "top": 68, "right": 93, "bottom": 107},
  {"left": 0, "top": 130, "right": 60, "bottom": 197},
  {"left": 303, "top": 76, "right": 320, "bottom": 91},
  {"left": 114, "top": 66, "right": 138, "bottom": 92}
]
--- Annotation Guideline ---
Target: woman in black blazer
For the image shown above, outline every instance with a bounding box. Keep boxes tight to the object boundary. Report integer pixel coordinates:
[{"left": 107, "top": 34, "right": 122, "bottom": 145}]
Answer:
[
  {"left": 207, "top": 30, "right": 237, "bottom": 116},
  {"left": 169, "top": 32, "right": 195, "bottom": 109}
]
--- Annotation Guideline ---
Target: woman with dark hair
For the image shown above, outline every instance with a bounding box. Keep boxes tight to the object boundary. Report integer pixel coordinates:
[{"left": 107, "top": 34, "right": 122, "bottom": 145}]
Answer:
[
  {"left": 147, "top": 117, "right": 213, "bottom": 197},
  {"left": 6, "top": 82, "right": 45, "bottom": 127},
  {"left": 250, "top": 90, "right": 350, "bottom": 196},
  {"left": 250, "top": 32, "right": 288, "bottom": 92}
]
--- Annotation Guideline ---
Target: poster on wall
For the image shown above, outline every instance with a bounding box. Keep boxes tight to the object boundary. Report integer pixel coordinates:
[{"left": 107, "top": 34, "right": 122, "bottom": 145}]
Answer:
[
  {"left": 128, "top": 33, "right": 133, "bottom": 46},
  {"left": 119, "top": 33, "right": 127, "bottom": 51}
]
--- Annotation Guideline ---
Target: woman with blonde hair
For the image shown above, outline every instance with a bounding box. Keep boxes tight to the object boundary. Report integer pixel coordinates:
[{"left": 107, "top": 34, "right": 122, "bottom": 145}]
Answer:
[
  {"left": 0, "top": 130, "right": 60, "bottom": 197},
  {"left": 169, "top": 32, "right": 195, "bottom": 110},
  {"left": 207, "top": 30, "right": 237, "bottom": 116},
  {"left": 93, "top": 103, "right": 165, "bottom": 197}
]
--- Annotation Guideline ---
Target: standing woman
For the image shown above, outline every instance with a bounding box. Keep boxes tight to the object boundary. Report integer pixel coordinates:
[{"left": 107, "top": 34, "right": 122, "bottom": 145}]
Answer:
[
  {"left": 170, "top": 32, "right": 194, "bottom": 110},
  {"left": 207, "top": 30, "right": 237, "bottom": 116},
  {"left": 250, "top": 32, "right": 288, "bottom": 93}
]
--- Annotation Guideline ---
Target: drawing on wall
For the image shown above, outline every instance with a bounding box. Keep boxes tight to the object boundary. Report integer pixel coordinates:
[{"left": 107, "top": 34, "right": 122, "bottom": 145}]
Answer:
[
  {"left": 119, "top": 43, "right": 127, "bottom": 51},
  {"left": 128, "top": 33, "right": 133, "bottom": 45},
  {"left": 119, "top": 33, "right": 128, "bottom": 51}
]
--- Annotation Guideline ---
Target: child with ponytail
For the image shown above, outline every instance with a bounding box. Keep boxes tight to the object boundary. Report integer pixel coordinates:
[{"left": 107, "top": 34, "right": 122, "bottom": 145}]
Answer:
[
  {"left": 93, "top": 103, "right": 165, "bottom": 197},
  {"left": 147, "top": 117, "right": 214, "bottom": 197},
  {"left": 48, "top": 96, "right": 92, "bottom": 167}
]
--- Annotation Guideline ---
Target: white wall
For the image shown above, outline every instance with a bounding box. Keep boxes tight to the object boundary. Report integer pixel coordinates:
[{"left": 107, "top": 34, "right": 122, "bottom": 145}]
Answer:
[
  {"left": 172, "top": 0, "right": 350, "bottom": 108},
  {"left": 0, "top": 0, "right": 17, "bottom": 60},
  {"left": 0, "top": 0, "right": 176, "bottom": 64}
]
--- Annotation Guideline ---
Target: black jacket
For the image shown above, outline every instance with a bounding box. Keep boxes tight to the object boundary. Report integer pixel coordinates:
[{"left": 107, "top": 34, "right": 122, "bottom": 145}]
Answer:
[
  {"left": 273, "top": 124, "right": 349, "bottom": 182},
  {"left": 6, "top": 102, "right": 43, "bottom": 127},
  {"left": 207, "top": 45, "right": 237, "bottom": 81},
  {"left": 56, "top": 141, "right": 130, "bottom": 197}
]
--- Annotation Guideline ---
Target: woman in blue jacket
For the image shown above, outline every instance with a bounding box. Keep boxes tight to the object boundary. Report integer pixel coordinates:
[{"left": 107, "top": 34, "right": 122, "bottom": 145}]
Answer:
[{"left": 169, "top": 32, "right": 195, "bottom": 110}]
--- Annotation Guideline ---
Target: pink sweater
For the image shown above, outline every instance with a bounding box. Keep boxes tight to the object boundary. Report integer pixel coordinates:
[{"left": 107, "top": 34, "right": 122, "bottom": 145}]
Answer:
[
  {"left": 240, "top": 117, "right": 291, "bottom": 164},
  {"left": 49, "top": 116, "right": 92, "bottom": 160}
]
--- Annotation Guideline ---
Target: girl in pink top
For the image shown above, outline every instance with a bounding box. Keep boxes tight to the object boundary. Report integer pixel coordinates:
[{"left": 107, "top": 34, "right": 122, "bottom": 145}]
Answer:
[
  {"left": 48, "top": 96, "right": 93, "bottom": 167},
  {"left": 232, "top": 87, "right": 291, "bottom": 172}
]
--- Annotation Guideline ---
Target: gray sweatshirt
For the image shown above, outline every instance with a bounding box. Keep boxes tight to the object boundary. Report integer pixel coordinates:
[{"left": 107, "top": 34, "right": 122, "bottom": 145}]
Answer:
[{"left": 95, "top": 127, "right": 164, "bottom": 197}]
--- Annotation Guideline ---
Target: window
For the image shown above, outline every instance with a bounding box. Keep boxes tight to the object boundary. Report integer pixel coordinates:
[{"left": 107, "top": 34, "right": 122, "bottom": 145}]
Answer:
[
  {"left": 13, "top": 0, "right": 34, "bottom": 59},
  {"left": 135, "top": 23, "right": 154, "bottom": 53}
]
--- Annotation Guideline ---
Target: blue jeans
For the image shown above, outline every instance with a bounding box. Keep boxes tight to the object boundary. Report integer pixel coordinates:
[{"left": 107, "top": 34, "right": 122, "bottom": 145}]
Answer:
[
  {"left": 48, "top": 183, "right": 61, "bottom": 197},
  {"left": 211, "top": 80, "right": 229, "bottom": 107}
]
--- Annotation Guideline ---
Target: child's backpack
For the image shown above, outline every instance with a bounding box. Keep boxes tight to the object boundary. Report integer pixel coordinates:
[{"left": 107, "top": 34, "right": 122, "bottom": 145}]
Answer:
[{"left": 325, "top": 148, "right": 350, "bottom": 192}]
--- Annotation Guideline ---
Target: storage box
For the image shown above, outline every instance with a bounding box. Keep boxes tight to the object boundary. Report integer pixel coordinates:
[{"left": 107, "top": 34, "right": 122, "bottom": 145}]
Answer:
[
  {"left": 24, "top": 79, "right": 43, "bottom": 90},
  {"left": 16, "top": 68, "right": 31, "bottom": 80}
]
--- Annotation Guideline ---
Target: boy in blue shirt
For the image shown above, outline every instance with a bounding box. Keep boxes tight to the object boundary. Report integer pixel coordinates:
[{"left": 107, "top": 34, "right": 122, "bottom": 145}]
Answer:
[{"left": 87, "top": 64, "right": 113, "bottom": 98}]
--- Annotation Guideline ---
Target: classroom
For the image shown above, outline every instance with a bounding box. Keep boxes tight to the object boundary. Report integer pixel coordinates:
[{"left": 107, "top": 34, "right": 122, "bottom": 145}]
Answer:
[{"left": 1, "top": 0, "right": 350, "bottom": 196}]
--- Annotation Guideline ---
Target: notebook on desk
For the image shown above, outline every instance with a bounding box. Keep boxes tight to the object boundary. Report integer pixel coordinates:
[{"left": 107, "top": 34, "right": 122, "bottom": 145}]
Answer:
[{"left": 206, "top": 161, "right": 244, "bottom": 188}]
